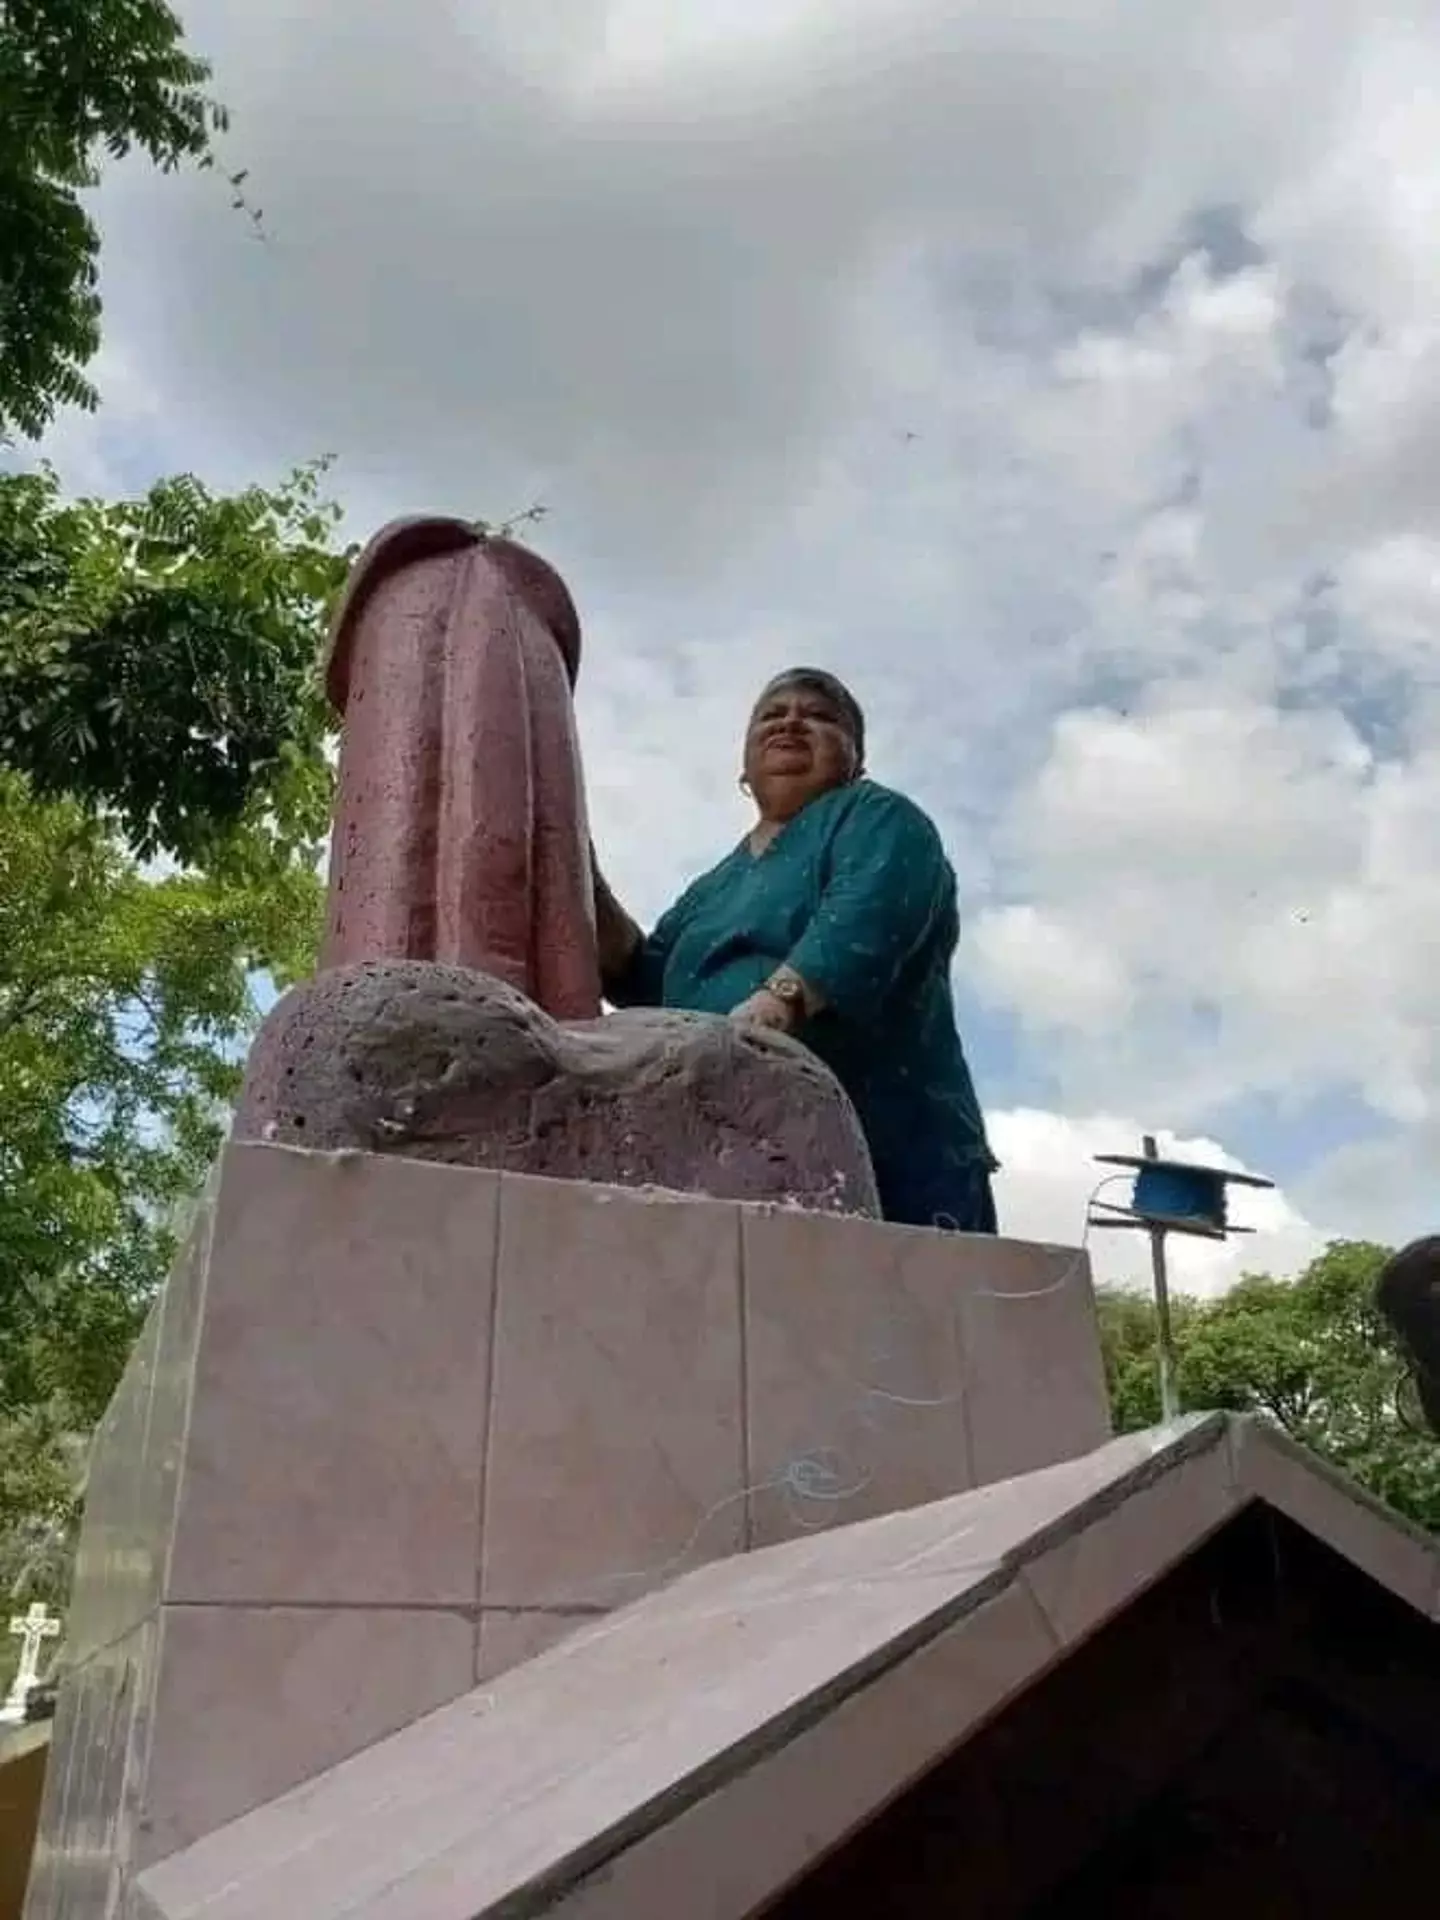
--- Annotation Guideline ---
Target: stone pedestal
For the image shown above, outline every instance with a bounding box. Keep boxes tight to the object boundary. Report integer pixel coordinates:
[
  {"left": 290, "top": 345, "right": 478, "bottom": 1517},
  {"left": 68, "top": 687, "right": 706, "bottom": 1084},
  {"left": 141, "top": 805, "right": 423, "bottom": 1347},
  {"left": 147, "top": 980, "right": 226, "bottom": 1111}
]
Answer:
[
  {"left": 233, "top": 961, "right": 882, "bottom": 1217},
  {"left": 23, "top": 1143, "right": 1108, "bottom": 1917}
]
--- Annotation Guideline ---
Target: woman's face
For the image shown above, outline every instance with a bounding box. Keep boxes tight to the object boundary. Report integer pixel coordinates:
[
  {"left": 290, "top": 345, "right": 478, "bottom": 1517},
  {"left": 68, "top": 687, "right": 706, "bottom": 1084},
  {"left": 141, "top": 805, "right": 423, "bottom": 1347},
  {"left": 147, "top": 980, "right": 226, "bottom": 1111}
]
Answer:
[{"left": 742, "top": 679, "right": 859, "bottom": 818}]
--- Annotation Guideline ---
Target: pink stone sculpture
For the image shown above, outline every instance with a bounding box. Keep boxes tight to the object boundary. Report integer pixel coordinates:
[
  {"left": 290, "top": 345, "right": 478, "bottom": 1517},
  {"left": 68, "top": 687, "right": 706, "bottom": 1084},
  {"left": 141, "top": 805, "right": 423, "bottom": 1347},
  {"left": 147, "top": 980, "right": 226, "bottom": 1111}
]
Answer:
[
  {"left": 234, "top": 961, "right": 880, "bottom": 1214},
  {"left": 235, "top": 519, "right": 881, "bottom": 1215},
  {"left": 322, "top": 517, "right": 600, "bottom": 1020}
]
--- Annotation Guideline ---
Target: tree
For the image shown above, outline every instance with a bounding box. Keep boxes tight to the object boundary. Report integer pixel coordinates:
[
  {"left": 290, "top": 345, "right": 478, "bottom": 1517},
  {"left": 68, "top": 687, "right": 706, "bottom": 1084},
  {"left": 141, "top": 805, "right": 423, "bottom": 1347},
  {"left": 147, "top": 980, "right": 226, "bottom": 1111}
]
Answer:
[
  {"left": 0, "top": 464, "right": 554, "bottom": 867},
  {"left": 0, "top": 769, "right": 324, "bottom": 1665},
  {"left": 0, "top": 0, "right": 233, "bottom": 441},
  {"left": 0, "top": 444, "right": 351, "bottom": 1683},
  {"left": 1097, "top": 1242, "right": 1440, "bottom": 1532},
  {"left": 0, "top": 453, "right": 351, "bottom": 1683},
  {"left": 0, "top": 458, "right": 349, "bottom": 862}
]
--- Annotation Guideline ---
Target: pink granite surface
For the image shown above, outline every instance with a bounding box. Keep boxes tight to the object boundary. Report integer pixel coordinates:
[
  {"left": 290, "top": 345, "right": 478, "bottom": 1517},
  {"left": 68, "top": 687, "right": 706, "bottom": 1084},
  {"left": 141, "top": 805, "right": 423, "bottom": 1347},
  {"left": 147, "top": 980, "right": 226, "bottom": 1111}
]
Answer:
[
  {"left": 25, "top": 1141, "right": 1108, "bottom": 1915},
  {"left": 232, "top": 961, "right": 881, "bottom": 1216},
  {"left": 130, "top": 1416, "right": 1440, "bottom": 1920},
  {"left": 321, "top": 520, "right": 598, "bottom": 1019}
]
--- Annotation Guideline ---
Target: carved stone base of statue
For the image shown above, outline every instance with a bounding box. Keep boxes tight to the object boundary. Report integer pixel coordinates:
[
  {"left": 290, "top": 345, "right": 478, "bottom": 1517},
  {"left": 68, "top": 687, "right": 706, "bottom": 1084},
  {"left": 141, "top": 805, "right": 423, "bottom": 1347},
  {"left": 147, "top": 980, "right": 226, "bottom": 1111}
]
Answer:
[{"left": 233, "top": 961, "right": 881, "bottom": 1216}]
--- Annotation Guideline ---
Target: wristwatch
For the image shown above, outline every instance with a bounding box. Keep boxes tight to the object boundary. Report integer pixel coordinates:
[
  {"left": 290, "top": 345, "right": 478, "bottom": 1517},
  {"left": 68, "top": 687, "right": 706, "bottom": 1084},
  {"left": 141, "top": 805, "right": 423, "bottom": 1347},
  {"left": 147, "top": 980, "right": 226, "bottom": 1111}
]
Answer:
[{"left": 764, "top": 972, "right": 808, "bottom": 1017}]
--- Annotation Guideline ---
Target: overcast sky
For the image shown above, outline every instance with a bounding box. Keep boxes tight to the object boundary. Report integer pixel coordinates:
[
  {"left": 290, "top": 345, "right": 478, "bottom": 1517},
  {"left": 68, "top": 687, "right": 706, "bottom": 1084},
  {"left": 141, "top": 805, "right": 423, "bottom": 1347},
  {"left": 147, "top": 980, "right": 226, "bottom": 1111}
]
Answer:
[{"left": 28, "top": 0, "right": 1440, "bottom": 1293}]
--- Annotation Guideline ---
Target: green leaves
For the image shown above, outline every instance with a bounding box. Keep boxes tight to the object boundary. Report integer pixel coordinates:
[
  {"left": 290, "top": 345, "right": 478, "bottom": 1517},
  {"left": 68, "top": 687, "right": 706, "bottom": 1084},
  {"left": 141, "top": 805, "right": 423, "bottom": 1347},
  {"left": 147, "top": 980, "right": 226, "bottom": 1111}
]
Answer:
[
  {"left": 0, "top": 0, "right": 224, "bottom": 438},
  {"left": 0, "top": 458, "right": 350, "bottom": 863},
  {"left": 1098, "top": 1241, "right": 1440, "bottom": 1531},
  {"left": 0, "top": 768, "right": 324, "bottom": 1640},
  {"left": 0, "top": 1400, "right": 89, "bottom": 1639},
  {"left": 0, "top": 453, "right": 343, "bottom": 1625},
  {"left": 0, "top": 1, "right": 349, "bottom": 1633}
]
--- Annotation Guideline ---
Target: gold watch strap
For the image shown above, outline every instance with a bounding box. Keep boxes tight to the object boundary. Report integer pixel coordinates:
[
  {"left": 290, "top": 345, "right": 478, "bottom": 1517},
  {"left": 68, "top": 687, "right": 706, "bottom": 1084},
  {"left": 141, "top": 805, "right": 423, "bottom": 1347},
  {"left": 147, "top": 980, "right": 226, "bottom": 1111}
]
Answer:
[{"left": 764, "top": 971, "right": 807, "bottom": 1010}]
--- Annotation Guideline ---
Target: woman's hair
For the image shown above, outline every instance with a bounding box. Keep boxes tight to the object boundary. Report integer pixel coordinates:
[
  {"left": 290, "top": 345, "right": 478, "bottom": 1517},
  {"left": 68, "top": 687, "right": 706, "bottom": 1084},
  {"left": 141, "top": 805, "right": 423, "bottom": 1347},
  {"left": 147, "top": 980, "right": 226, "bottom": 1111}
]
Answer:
[{"left": 755, "top": 667, "right": 866, "bottom": 763}]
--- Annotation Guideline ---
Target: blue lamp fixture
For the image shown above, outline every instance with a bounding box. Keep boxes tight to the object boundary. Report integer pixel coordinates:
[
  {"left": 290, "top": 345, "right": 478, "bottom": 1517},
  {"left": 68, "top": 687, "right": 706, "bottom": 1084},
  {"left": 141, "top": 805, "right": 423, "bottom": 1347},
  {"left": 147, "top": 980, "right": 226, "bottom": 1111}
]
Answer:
[{"left": 1089, "top": 1135, "right": 1275, "bottom": 1420}]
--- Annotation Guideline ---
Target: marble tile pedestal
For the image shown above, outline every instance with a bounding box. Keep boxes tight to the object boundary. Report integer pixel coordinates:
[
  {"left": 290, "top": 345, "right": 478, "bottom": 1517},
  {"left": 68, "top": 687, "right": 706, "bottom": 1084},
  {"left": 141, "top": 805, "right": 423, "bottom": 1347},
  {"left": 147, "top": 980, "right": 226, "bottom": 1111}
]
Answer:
[{"left": 22, "top": 1143, "right": 1108, "bottom": 1916}]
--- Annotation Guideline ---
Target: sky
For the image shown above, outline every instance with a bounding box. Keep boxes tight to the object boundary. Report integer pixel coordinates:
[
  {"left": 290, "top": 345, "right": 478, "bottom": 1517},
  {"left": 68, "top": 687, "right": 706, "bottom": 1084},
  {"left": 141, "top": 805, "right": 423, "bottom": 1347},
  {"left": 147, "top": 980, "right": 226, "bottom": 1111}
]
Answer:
[{"left": 28, "top": 0, "right": 1440, "bottom": 1295}]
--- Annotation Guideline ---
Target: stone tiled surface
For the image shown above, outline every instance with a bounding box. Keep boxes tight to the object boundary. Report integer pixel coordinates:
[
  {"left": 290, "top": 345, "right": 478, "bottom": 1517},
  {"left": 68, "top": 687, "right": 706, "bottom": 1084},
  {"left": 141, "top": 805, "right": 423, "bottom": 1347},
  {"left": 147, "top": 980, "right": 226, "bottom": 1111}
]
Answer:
[
  {"left": 29, "top": 1141, "right": 1110, "bottom": 1915},
  {"left": 60, "top": 1376, "right": 135, "bottom": 1678},
  {"left": 145, "top": 1185, "right": 215, "bottom": 1613},
  {"left": 132, "top": 1415, "right": 1440, "bottom": 1920},
  {"left": 741, "top": 1206, "right": 975, "bottom": 1549},
  {"left": 136, "top": 1604, "right": 475, "bottom": 1868},
  {"left": 167, "top": 1148, "right": 500, "bottom": 1610},
  {"left": 476, "top": 1609, "right": 599, "bottom": 1684},
  {"left": 134, "top": 1536, "right": 1022, "bottom": 1920},
  {"left": 552, "top": 1581, "right": 1056, "bottom": 1920},
  {"left": 24, "top": 1170, "right": 218, "bottom": 1920},
  {"left": 23, "top": 1619, "right": 154, "bottom": 1920},
  {"left": 119, "top": 1422, "right": 1213, "bottom": 1920},
  {"left": 1021, "top": 1435, "right": 1238, "bottom": 1644},
  {"left": 63, "top": 1178, "right": 213, "bottom": 1672},
  {"left": 479, "top": 1176, "right": 746, "bottom": 1609},
  {"left": 956, "top": 1234, "right": 1112, "bottom": 1483}
]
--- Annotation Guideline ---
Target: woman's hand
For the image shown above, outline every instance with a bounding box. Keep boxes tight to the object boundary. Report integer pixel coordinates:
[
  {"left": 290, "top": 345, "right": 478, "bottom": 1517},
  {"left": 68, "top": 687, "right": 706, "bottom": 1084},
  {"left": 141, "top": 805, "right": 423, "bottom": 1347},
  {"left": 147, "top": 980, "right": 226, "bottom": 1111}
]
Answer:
[{"left": 728, "top": 988, "right": 796, "bottom": 1033}]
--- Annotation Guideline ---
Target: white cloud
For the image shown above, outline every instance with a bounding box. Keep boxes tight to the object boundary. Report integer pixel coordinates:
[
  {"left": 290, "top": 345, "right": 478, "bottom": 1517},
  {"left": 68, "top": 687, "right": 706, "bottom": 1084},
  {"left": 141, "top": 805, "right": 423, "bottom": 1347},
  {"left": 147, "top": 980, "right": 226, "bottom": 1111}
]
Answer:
[
  {"left": 10, "top": 341, "right": 163, "bottom": 496},
  {"left": 24, "top": 0, "right": 1440, "bottom": 1283},
  {"left": 1334, "top": 533, "right": 1440, "bottom": 666},
  {"left": 973, "top": 698, "right": 1440, "bottom": 1148},
  {"left": 975, "top": 695, "right": 1440, "bottom": 1136},
  {"left": 1292, "top": 1119, "right": 1439, "bottom": 1253},
  {"left": 1255, "top": 27, "right": 1440, "bottom": 326}
]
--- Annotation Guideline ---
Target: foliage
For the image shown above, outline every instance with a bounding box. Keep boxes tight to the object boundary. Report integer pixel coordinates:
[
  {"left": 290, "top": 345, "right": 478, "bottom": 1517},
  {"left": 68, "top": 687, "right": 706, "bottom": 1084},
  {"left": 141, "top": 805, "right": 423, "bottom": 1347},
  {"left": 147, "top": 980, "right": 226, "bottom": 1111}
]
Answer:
[
  {"left": 0, "top": 458, "right": 349, "bottom": 862},
  {"left": 0, "top": 454, "right": 348, "bottom": 1673},
  {"left": 0, "top": 0, "right": 233, "bottom": 440},
  {"left": 1097, "top": 1240, "right": 1440, "bottom": 1531},
  {"left": 0, "top": 1405, "right": 88, "bottom": 1636},
  {"left": 0, "top": 770, "right": 323, "bottom": 1655}
]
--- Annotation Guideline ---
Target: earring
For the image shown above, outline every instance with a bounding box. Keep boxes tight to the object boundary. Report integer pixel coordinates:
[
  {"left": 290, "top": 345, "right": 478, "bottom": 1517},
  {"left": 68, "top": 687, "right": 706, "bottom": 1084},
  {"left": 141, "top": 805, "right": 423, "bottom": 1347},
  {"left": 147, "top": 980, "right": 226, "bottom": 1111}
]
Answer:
[{"left": 739, "top": 776, "right": 752, "bottom": 796}]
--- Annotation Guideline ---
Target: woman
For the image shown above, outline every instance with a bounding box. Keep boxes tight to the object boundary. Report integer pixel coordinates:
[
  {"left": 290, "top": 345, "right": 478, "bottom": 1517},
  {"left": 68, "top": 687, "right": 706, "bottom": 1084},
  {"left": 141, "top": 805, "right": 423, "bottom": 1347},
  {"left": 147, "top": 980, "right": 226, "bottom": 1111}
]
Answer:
[{"left": 593, "top": 668, "right": 999, "bottom": 1232}]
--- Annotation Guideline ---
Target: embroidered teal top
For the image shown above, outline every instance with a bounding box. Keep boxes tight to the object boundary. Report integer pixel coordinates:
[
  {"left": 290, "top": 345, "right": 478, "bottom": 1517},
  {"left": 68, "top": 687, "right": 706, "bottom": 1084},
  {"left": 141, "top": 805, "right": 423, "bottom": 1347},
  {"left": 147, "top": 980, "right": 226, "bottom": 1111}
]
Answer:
[{"left": 608, "top": 779, "right": 995, "bottom": 1228}]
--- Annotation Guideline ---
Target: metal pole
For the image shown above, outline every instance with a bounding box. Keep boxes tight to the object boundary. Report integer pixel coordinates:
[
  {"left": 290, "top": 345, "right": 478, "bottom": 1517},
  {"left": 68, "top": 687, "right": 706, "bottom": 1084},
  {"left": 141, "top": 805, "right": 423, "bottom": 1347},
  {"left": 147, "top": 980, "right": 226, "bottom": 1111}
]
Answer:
[{"left": 1143, "top": 1135, "right": 1181, "bottom": 1423}]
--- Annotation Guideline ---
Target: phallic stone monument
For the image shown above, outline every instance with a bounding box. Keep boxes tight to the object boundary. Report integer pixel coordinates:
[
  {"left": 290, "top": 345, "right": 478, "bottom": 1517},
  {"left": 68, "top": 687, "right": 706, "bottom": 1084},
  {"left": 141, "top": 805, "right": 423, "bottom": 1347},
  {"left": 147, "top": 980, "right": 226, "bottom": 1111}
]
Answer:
[
  {"left": 25, "top": 527, "right": 1440, "bottom": 1920},
  {"left": 22, "top": 516, "right": 1115, "bottom": 1919},
  {"left": 319, "top": 518, "right": 598, "bottom": 1011},
  {"left": 235, "top": 517, "right": 880, "bottom": 1213}
]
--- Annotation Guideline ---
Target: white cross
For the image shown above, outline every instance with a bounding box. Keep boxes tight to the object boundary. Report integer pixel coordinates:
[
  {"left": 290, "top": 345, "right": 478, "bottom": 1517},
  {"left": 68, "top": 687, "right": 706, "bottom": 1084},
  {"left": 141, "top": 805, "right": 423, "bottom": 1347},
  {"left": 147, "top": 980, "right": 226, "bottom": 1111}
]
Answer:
[{"left": 3, "top": 1603, "right": 61, "bottom": 1716}]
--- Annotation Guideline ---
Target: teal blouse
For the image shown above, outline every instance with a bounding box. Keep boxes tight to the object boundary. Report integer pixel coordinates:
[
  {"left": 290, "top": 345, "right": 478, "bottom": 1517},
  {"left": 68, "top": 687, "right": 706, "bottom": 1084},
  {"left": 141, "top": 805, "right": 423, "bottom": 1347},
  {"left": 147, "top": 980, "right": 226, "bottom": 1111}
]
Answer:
[{"left": 608, "top": 780, "right": 996, "bottom": 1229}]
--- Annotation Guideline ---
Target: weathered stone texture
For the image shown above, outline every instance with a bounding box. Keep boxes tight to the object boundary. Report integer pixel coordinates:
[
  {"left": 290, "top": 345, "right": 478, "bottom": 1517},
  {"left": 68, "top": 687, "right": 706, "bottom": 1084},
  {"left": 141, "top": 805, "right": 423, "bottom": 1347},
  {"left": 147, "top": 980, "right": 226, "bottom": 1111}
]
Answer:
[{"left": 235, "top": 961, "right": 880, "bottom": 1214}]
